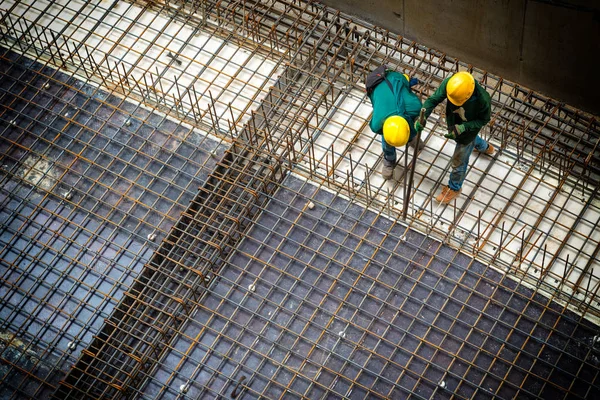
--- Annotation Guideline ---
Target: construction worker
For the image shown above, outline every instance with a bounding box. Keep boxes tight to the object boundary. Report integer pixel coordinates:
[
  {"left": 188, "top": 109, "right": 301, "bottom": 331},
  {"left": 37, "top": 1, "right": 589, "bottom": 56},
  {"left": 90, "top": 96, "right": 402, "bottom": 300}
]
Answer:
[
  {"left": 416, "top": 71, "right": 494, "bottom": 203},
  {"left": 368, "top": 71, "right": 425, "bottom": 180}
]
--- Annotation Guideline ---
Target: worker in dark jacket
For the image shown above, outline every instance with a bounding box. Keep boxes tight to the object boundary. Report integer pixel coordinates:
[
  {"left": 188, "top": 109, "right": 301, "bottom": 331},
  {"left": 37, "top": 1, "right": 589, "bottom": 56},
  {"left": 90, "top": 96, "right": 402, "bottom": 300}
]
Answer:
[
  {"left": 415, "top": 71, "right": 495, "bottom": 203},
  {"left": 368, "top": 71, "right": 425, "bottom": 180}
]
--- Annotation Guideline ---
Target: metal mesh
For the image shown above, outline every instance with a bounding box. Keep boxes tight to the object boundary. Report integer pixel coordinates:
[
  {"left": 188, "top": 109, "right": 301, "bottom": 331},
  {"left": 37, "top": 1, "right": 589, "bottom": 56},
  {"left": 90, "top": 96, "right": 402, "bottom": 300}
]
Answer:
[
  {"left": 140, "top": 174, "right": 599, "bottom": 399},
  {"left": 0, "top": 0, "right": 599, "bottom": 399},
  {"left": 0, "top": 48, "right": 226, "bottom": 398}
]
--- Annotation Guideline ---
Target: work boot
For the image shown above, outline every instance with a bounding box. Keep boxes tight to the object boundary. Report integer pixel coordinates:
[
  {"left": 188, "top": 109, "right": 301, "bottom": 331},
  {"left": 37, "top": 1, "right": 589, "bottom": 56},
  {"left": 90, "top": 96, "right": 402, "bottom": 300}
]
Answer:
[
  {"left": 477, "top": 143, "right": 495, "bottom": 155},
  {"left": 407, "top": 136, "right": 425, "bottom": 152},
  {"left": 382, "top": 159, "right": 395, "bottom": 180},
  {"left": 435, "top": 186, "right": 461, "bottom": 204}
]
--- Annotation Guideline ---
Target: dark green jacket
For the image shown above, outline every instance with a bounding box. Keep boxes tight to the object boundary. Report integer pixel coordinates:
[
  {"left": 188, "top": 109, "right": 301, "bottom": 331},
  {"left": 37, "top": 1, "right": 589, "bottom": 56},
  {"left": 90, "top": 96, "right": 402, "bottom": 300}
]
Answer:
[
  {"left": 368, "top": 71, "right": 422, "bottom": 137},
  {"left": 423, "top": 77, "right": 491, "bottom": 144}
]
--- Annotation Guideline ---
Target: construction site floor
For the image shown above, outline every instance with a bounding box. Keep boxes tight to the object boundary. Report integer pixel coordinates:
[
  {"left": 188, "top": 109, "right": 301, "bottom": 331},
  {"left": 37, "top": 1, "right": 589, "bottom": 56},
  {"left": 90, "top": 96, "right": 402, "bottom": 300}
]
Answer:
[
  {"left": 0, "top": 48, "right": 226, "bottom": 398},
  {"left": 1, "top": 0, "right": 600, "bottom": 398},
  {"left": 145, "top": 174, "right": 600, "bottom": 399}
]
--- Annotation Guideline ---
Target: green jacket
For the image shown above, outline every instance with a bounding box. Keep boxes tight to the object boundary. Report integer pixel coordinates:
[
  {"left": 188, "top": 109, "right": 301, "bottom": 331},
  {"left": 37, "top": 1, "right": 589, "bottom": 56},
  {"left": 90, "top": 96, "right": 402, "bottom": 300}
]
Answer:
[
  {"left": 423, "top": 76, "right": 491, "bottom": 144},
  {"left": 368, "top": 71, "right": 422, "bottom": 137}
]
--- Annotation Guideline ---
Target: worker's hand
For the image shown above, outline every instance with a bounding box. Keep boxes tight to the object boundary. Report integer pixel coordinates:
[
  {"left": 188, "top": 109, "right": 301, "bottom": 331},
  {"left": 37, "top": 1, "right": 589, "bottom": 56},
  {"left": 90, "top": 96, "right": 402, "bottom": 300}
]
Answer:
[
  {"left": 414, "top": 120, "right": 426, "bottom": 132},
  {"left": 444, "top": 125, "right": 465, "bottom": 140},
  {"left": 444, "top": 131, "right": 456, "bottom": 140},
  {"left": 409, "top": 77, "right": 419, "bottom": 87}
]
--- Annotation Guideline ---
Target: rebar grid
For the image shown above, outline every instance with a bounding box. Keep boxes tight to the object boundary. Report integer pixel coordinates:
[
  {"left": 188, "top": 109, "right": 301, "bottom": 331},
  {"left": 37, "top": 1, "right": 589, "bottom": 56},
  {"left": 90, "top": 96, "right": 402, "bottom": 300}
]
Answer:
[
  {"left": 1, "top": 0, "right": 284, "bottom": 136},
  {"left": 0, "top": 48, "right": 226, "bottom": 397},
  {"left": 53, "top": 31, "right": 346, "bottom": 398},
  {"left": 4, "top": 0, "right": 594, "bottom": 311},
  {"left": 136, "top": 175, "right": 599, "bottom": 399},
  {"left": 0, "top": 0, "right": 598, "bottom": 398},
  {"left": 115, "top": 0, "right": 600, "bottom": 322}
]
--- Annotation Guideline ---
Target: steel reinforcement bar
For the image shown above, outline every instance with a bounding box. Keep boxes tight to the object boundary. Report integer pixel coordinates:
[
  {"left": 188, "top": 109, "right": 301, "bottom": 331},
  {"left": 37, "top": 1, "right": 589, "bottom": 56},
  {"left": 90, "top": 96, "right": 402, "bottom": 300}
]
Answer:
[{"left": 51, "top": 20, "right": 354, "bottom": 396}]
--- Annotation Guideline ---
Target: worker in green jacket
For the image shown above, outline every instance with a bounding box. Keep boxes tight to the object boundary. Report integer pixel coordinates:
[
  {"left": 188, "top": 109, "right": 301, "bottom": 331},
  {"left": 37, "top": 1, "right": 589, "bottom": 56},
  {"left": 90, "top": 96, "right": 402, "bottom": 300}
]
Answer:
[
  {"left": 415, "top": 71, "right": 495, "bottom": 203},
  {"left": 368, "top": 71, "right": 425, "bottom": 180}
]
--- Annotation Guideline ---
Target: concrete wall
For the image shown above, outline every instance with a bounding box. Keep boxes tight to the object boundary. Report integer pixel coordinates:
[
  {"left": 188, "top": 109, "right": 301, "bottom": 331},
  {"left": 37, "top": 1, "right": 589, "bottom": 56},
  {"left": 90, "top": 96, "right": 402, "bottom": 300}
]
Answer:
[{"left": 320, "top": 0, "right": 600, "bottom": 114}]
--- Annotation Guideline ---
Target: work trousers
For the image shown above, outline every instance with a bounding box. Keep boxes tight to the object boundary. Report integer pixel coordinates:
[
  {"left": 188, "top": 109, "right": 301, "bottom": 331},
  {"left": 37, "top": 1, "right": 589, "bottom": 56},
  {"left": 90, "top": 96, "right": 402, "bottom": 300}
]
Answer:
[{"left": 448, "top": 135, "right": 489, "bottom": 191}]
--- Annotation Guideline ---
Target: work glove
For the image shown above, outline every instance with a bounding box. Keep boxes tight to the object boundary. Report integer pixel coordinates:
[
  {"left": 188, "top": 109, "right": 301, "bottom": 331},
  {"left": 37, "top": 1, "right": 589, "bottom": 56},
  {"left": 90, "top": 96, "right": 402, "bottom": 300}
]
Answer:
[
  {"left": 414, "top": 120, "right": 426, "bottom": 133},
  {"left": 408, "top": 77, "right": 419, "bottom": 87},
  {"left": 444, "top": 124, "right": 465, "bottom": 140}
]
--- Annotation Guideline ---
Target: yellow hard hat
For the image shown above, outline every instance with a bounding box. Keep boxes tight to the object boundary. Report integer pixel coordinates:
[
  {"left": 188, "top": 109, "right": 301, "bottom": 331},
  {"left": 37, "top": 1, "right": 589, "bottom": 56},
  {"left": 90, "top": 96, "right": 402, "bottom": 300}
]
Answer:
[
  {"left": 446, "top": 71, "right": 475, "bottom": 106},
  {"left": 403, "top": 73, "right": 409, "bottom": 81},
  {"left": 383, "top": 116, "right": 410, "bottom": 147}
]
